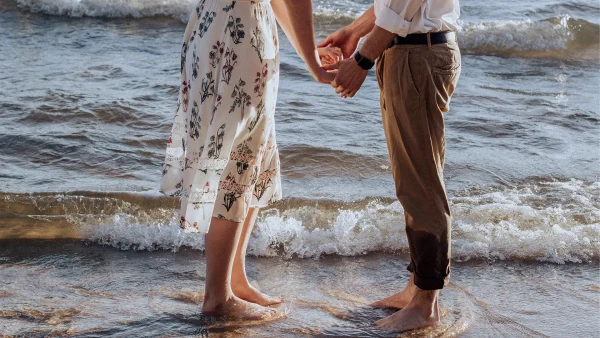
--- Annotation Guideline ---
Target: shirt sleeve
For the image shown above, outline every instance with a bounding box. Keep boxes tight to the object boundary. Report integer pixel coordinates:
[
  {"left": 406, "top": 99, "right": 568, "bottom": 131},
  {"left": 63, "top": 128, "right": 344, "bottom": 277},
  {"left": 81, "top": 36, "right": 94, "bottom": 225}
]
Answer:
[{"left": 374, "top": 0, "right": 416, "bottom": 37}]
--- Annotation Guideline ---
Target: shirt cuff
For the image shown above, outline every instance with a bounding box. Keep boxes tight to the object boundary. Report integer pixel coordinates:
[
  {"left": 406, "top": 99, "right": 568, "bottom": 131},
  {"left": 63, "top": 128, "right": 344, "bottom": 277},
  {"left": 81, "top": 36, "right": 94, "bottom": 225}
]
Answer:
[{"left": 374, "top": 4, "right": 412, "bottom": 37}]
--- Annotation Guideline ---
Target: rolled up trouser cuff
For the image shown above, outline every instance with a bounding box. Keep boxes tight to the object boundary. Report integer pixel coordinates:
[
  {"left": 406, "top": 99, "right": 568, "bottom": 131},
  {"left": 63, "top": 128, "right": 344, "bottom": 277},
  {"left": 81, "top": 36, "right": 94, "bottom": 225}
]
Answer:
[{"left": 407, "top": 263, "right": 448, "bottom": 290}]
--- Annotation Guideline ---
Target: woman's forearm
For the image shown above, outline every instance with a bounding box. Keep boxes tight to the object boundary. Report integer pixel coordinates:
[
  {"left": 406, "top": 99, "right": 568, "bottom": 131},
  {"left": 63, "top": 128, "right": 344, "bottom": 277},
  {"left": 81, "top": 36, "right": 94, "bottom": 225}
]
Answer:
[
  {"left": 272, "top": 0, "right": 319, "bottom": 69},
  {"left": 271, "top": 0, "right": 298, "bottom": 49}
]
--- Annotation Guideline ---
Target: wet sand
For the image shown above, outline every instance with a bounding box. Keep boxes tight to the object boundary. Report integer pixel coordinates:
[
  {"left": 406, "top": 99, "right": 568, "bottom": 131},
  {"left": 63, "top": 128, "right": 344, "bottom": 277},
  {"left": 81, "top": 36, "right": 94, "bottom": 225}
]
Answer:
[
  {"left": 1, "top": 0, "right": 599, "bottom": 336},
  {"left": 1, "top": 239, "right": 597, "bottom": 337}
]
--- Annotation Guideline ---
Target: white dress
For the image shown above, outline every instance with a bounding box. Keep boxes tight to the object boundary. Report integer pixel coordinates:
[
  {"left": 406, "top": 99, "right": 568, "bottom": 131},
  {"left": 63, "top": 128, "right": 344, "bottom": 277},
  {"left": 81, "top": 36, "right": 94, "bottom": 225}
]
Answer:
[{"left": 160, "top": 0, "right": 281, "bottom": 233}]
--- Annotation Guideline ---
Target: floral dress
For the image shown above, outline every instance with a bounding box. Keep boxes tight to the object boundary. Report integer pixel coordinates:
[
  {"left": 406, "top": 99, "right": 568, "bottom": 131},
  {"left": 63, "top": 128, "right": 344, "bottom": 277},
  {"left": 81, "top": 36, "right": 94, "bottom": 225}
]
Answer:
[{"left": 160, "top": 0, "right": 281, "bottom": 233}]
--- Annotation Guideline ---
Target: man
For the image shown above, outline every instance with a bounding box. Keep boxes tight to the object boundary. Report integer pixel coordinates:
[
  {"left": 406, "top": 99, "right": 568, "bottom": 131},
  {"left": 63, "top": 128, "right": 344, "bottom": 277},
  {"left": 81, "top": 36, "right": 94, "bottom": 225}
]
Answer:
[{"left": 319, "top": 0, "right": 461, "bottom": 332}]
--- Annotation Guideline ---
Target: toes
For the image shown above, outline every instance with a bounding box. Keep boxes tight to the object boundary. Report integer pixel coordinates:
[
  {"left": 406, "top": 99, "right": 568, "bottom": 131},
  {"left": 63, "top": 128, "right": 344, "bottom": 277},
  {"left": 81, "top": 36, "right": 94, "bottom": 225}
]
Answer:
[{"left": 373, "top": 317, "right": 393, "bottom": 329}]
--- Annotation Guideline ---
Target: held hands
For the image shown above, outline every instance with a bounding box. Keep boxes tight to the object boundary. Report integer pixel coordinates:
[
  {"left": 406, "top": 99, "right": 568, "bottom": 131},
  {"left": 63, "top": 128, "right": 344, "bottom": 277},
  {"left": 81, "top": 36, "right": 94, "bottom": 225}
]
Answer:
[
  {"left": 308, "top": 53, "right": 336, "bottom": 85},
  {"left": 319, "top": 27, "right": 368, "bottom": 98},
  {"left": 308, "top": 47, "right": 344, "bottom": 84},
  {"left": 318, "top": 46, "right": 343, "bottom": 65},
  {"left": 322, "top": 59, "right": 368, "bottom": 98},
  {"left": 318, "top": 27, "right": 361, "bottom": 59}
]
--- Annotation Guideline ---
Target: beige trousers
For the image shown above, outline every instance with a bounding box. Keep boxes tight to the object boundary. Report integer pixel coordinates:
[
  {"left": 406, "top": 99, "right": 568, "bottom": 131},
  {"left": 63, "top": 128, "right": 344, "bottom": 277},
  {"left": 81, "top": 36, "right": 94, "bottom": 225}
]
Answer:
[{"left": 376, "top": 34, "right": 461, "bottom": 290}]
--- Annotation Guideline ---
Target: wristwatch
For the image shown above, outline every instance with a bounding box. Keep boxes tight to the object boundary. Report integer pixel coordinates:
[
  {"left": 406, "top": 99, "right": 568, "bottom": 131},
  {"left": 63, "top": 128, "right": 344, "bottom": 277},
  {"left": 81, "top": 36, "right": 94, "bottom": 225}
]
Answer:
[{"left": 354, "top": 51, "right": 375, "bottom": 70}]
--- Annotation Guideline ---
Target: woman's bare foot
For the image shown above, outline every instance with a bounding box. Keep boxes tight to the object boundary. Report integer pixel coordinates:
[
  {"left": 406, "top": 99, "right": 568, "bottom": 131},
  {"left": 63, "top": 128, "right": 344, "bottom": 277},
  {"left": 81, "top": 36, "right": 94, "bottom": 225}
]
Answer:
[
  {"left": 374, "top": 289, "right": 440, "bottom": 332},
  {"left": 202, "top": 295, "right": 279, "bottom": 321},
  {"left": 232, "top": 283, "right": 283, "bottom": 306},
  {"left": 370, "top": 274, "right": 416, "bottom": 309},
  {"left": 229, "top": 208, "right": 283, "bottom": 307}
]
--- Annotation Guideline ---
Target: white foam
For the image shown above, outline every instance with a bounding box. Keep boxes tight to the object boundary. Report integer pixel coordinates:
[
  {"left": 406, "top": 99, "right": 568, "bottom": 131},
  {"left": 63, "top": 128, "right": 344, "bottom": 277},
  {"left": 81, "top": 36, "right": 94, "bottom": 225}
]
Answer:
[
  {"left": 459, "top": 16, "right": 575, "bottom": 54},
  {"left": 15, "top": 0, "right": 597, "bottom": 57},
  {"left": 79, "top": 179, "right": 600, "bottom": 263},
  {"left": 14, "top": 0, "right": 365, "bottom": 23},
  {"left": 13, "top": 2, "right": 585, "bottom": 44},
  {"left": 16, "top": 0, "right": 196, "bottom": 22}
]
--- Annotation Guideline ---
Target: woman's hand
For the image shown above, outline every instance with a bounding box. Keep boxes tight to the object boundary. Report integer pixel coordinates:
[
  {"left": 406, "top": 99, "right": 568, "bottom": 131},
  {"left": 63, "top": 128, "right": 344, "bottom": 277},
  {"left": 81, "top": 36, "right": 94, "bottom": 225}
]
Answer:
[
  {"left": 318, "top": 46, "right": 343, "bottom": 65},
  {"left": 312, "top": 67, "right": 336, "bottom": 84},
  {"left": 305, "top": 49, "right": 336, "bottom": 84}
]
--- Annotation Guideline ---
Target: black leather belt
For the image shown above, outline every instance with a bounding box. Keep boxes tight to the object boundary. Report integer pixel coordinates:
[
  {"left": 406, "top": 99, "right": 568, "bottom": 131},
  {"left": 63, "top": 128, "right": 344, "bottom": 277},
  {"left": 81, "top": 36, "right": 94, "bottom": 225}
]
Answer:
[{"left": 388, "top": 31, "right": 454, "bottom": 48}]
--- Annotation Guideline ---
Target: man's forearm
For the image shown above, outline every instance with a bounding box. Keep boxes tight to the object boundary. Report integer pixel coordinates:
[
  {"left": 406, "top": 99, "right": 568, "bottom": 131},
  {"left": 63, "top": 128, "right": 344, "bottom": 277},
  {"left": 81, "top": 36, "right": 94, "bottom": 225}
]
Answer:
[
  {"left": 348, "top": 6, "right": 376, "bottom": 38},
  {"left": 358, "top": 25, "right": 396, "bottom": 61},
  {"left": 357, "top": 0, "right": 428, "bottom": 61}
]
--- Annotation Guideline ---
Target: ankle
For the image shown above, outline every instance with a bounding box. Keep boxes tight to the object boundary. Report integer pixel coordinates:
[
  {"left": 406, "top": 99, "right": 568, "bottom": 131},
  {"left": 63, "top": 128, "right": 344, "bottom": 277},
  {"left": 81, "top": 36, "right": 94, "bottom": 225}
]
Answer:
[
  {"left": 231, "top": 281, "right": 254, "bottom": 294},
  {"left": 230, "top": 270, "right": 250, "bottom": 287},
  {"left": 409, "top": 289, "right": 439, "bottom": 317},
  {"left": 202, "top": 290, "right": 234, "bottom": 309},
  {"left": 231, "top": 272, "right": 253, "bottom": 289}
]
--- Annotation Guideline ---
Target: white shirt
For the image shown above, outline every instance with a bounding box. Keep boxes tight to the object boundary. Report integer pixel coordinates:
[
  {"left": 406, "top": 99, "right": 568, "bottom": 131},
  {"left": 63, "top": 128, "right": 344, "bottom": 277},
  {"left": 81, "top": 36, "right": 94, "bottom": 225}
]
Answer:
[{"left": 374, "top": 0, "right": 460, "bottom": 37}]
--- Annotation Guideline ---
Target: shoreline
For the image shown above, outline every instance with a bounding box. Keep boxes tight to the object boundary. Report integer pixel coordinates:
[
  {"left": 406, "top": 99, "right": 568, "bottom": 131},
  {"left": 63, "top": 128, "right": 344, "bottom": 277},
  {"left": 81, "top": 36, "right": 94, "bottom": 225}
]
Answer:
[{"left": 1, "top": 240, "right": 597, "bottom": 337}]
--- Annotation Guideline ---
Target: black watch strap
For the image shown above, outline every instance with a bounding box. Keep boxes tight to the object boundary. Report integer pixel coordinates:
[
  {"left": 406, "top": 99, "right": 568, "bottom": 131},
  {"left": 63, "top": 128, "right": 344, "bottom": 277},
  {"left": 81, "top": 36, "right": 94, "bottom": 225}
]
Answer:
[{"left": 354, "top": 51, "right": 375, "bottom": 70}]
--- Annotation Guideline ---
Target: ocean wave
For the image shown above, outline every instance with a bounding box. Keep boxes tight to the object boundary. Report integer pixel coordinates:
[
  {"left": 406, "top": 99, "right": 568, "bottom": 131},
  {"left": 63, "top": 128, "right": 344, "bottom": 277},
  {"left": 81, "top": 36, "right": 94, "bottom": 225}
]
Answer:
[
  {"left": 10, "top": 0, "right": 362, "bottom": 23},
  {"left": 9, "top": 0, "right": 599, "bottom": 59},
  {"left": 459, "top": 16, "right": 599, "bottom": 60},
  {"left": 13, "top": 0, "right": 196, "bottom": 22},
  {"left": 2, "top": 179, "right": 599, "bottom": 263}
]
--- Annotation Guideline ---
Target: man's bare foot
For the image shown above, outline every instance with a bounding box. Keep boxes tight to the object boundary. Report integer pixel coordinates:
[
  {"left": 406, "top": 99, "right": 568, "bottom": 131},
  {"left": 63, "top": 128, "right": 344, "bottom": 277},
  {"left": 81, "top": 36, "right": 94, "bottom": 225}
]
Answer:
[
  {"left": 374, "top": 289, "right": 440, "bottom": 332},
  {"left": 232, "top": 283, "right": 283, "bottom": 306},
  {"left": 202, "top": 295, "right": 279, "bottom": 321},
  {"left": 370, "top": 274, "right": 416, "bottom": 309}
]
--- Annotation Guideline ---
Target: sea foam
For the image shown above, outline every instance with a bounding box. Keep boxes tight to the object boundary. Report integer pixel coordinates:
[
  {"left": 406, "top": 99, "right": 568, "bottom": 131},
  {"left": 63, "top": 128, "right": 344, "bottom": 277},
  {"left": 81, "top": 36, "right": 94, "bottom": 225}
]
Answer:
[
  {"left": 13, "top": 0, "right": 599, "bottom": 59},
  {"left": 77, "top": 180, "right": 600, "bottom": 263}
]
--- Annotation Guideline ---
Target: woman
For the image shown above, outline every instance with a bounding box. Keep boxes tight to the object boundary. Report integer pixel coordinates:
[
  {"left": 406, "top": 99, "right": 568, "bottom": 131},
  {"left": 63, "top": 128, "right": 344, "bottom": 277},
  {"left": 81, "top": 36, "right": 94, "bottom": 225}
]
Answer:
[{"left": 160, "top": 0, "right": 338, "bottom": 319}]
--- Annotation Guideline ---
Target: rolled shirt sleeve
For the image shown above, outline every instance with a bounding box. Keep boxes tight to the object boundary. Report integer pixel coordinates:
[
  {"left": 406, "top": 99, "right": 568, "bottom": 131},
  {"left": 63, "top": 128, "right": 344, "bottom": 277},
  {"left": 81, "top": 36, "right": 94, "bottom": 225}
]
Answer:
[{"left": 374, "top": 0, "right": 414, "bottom": 37}]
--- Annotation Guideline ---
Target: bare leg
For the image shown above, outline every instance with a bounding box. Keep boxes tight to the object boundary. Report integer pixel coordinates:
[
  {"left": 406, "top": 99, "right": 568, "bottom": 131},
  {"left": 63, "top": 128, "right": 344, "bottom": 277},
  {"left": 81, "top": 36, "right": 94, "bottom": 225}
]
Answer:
[
  {"left": 370, "top": 273, "right": 416, "bottom": 309},
  {"left": 231, "top": 207, "right": 283, "bottom": 306},
  {"left": 374, "top": 287, "right": 440, "bottom": 332},
  {"left": 202, "top": 217, "right": 277, "bottom": 320}
]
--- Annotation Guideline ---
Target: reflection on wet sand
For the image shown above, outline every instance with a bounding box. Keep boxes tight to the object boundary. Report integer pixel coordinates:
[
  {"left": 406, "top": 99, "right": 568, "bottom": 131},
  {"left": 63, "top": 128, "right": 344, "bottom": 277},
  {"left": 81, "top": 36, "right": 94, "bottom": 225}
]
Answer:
[{"left": 0, "top": 240, "right": 595, "bottom": 337}]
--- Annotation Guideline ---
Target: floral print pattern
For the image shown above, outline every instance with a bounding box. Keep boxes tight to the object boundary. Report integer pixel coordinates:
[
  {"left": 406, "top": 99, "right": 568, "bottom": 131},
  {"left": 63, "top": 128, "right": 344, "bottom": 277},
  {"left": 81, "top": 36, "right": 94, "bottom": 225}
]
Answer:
[
  {"left": 221, "top": 47, "right": 238, "bottom": 85},
  {"left": 200, "top": 71, "right": 215, "bottom": 103},
  {"left": 225, "top": 15, "right": 246, "bottom": 44},
  {"left": 249, "top": 100, "right": 264, "bottom": 132},
  {"left": 191, "top": 48, "right": 201, "bottom": 80},
  {"left": 250, "top": 26, "right": 265, "bottom": 62},
  {"left": 198, "top": 11, "right": 217, "bottom": 38},
  {"left": 180, "top": 42, "right": 188, "bottom": 73},
  {"left": 161, "top": 0, "right": 281, "bottom": 234},
  {"left": 229, "top": 78, "right": 251, "bottom": 118},
  {"left": 209, "top": 40, "right": 226, "bottom": 68},
  {"left": 254, "top": 63, "right": 268, "bottom": 97},
  {"left": 190, "top": 101, "right": 201, "bottom": 139},
  {"left": 196, "top": 0, "right": 207, "bottom": 18},
  {"left": 223, "top": 1, "right": 236, "bottom": 12}
]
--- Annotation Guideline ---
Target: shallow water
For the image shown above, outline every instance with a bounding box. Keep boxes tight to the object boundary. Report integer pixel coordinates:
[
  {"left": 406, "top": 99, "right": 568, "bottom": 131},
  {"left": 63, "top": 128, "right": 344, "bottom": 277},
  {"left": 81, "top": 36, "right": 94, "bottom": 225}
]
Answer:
[
  {"left": 1, "top": 0, "right": 599, "bottom": 336},
  {"left": 1, "top": 240, "right": 598, "bottom": 337}
]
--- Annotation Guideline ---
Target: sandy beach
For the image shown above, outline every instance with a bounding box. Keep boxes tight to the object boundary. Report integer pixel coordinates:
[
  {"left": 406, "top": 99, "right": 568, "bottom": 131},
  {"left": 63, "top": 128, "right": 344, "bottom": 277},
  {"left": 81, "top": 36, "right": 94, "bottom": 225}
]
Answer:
[{"left": 1, "top": 237, "right": 598, "bottom": 337}]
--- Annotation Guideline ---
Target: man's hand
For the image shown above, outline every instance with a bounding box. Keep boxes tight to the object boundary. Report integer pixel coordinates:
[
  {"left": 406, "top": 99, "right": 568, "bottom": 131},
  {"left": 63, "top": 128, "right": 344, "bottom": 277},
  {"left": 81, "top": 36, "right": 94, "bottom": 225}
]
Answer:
[
  {"left": 318, "top": 27, "right": 361, "bottom": 59},
  {"left": 324, "top": 25, "right": 396, "bottom": 97},
  {"left": 323, "top": 59, "right": 368, "bottom": 98},
  {"left": 318, "top": 6, "right": 376, "bottom": 58}
]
